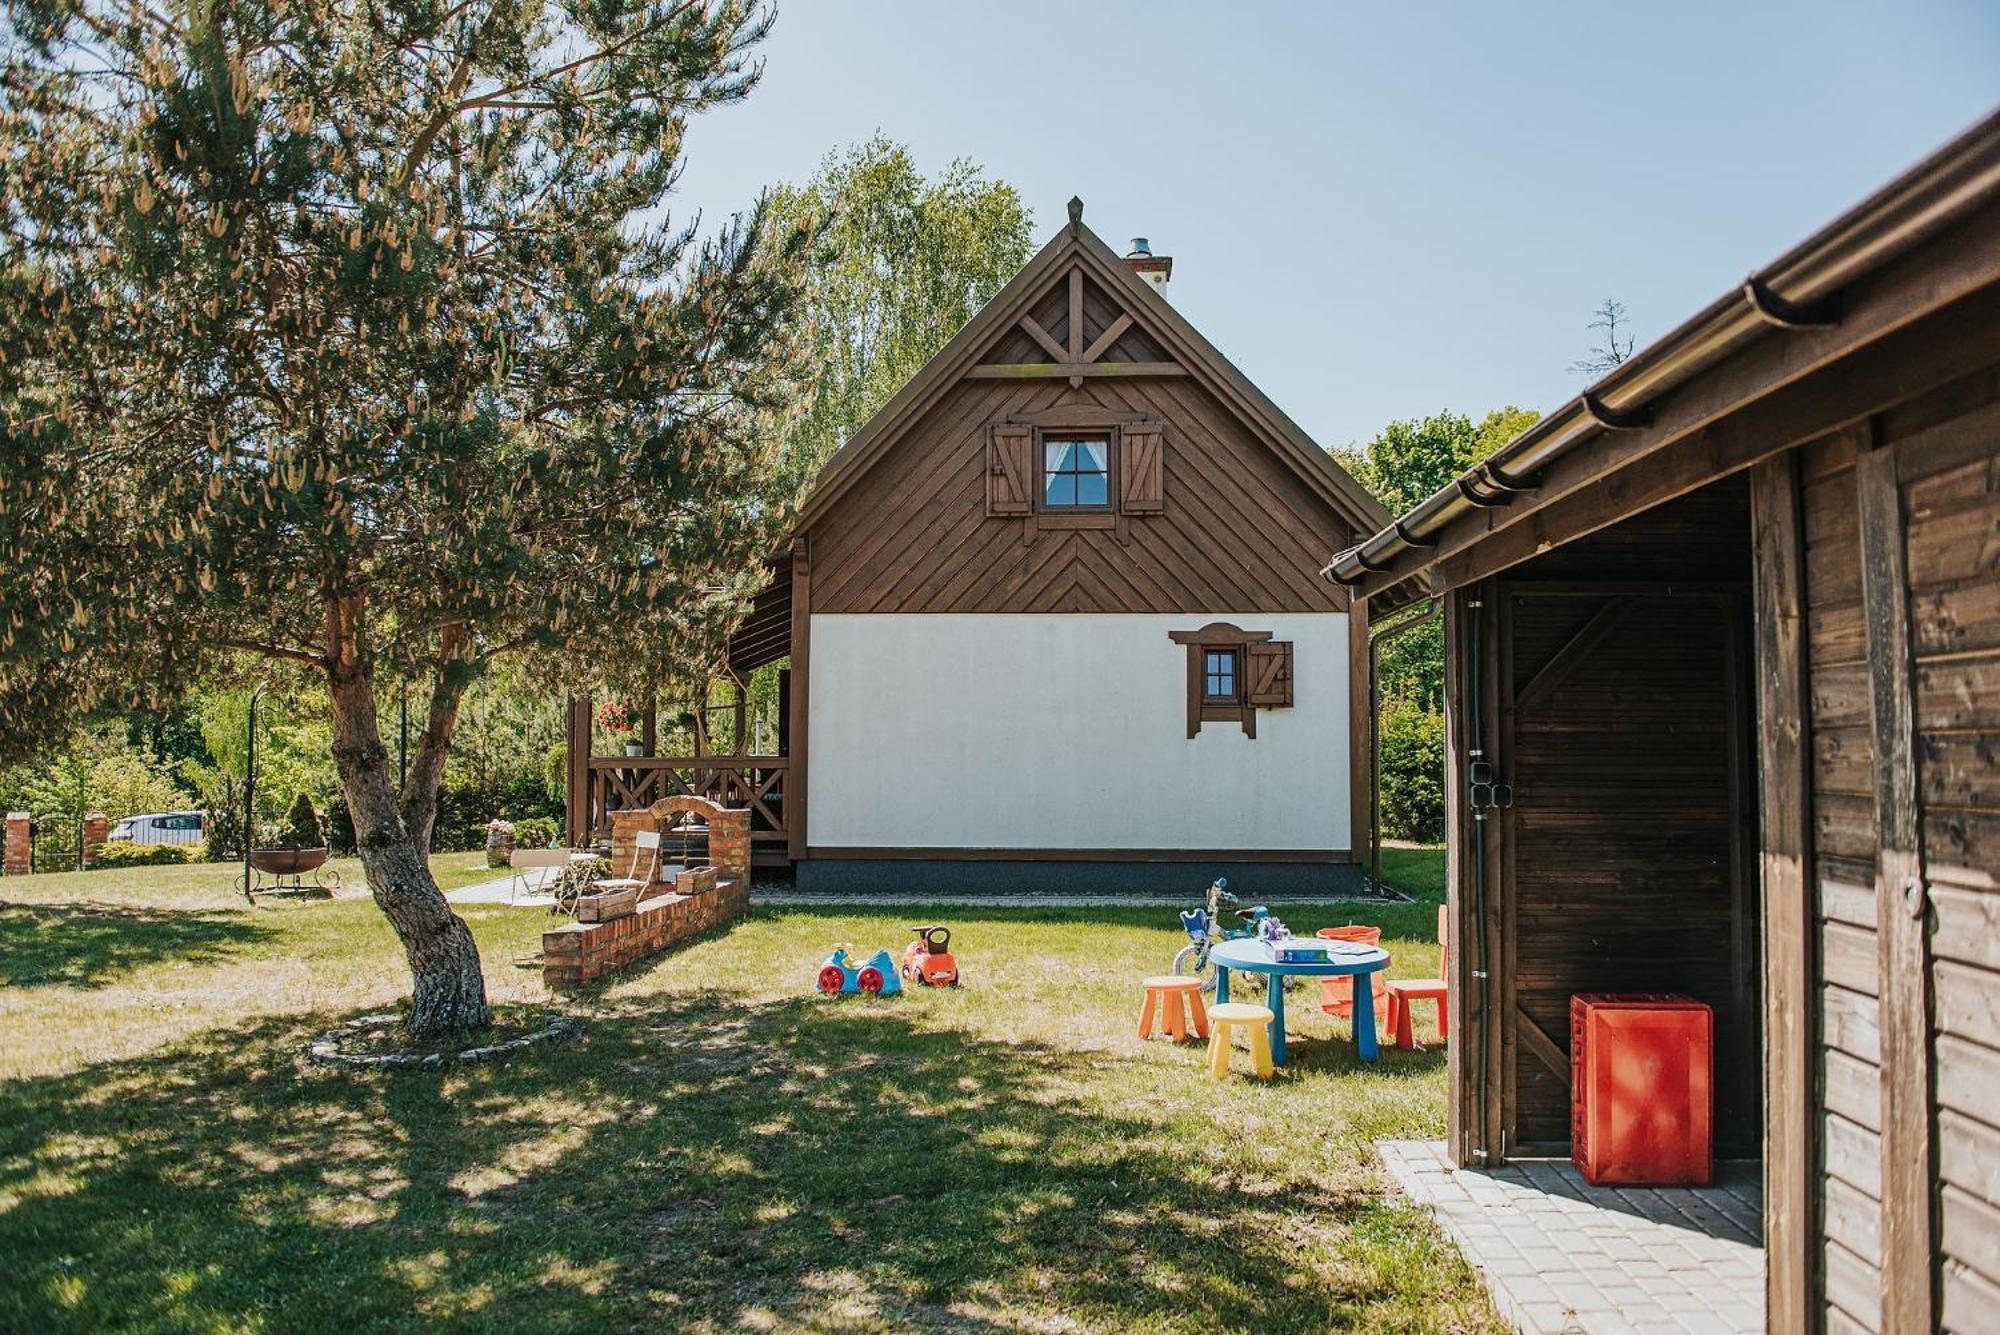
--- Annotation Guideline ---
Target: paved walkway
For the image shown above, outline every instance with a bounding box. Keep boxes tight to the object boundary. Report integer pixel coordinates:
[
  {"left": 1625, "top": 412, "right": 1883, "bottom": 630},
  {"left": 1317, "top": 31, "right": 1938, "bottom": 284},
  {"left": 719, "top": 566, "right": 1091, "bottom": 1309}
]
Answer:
[
  {"left": 446, "top": 878, "right": 1401, "bottom": 911},
  {"left": 1378, "top": 1140, "right": 1763, "bottom": 1335}
]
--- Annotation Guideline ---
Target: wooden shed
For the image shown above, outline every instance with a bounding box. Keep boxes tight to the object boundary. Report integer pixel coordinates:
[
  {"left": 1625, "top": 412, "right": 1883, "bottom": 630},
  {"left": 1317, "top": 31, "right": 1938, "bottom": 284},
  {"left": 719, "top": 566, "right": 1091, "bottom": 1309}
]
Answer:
[{"left": 1324, "top": 110, "right": 2000, "bottom": 1332}]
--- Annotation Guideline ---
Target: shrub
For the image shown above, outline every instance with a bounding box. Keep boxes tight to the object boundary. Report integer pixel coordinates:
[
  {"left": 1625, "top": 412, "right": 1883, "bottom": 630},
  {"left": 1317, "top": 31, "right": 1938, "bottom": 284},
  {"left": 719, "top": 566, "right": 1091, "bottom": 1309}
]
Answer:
[
  {"left": 513, "top": 816, "right": 559, "bottom": 849},
  {"left": 1377, "top": 698, "right": 1446, "bottom": 844},
  {"left": 282, "top": 791, "right": 324, "bottom": 849},
  {"left": 92, "top": 839, "right": 196, "bottom": 868}
]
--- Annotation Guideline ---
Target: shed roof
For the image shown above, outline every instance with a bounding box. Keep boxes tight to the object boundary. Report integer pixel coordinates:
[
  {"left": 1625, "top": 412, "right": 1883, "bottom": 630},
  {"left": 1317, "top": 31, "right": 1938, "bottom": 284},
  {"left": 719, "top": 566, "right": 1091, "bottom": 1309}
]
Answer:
[{"left": 1325, "top": 107, "right": 2000, "bottom": 609}]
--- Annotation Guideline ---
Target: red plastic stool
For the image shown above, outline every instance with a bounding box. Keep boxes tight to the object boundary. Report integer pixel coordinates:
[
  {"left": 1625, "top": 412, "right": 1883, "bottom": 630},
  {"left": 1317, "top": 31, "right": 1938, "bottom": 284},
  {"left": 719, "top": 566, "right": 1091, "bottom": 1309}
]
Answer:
[{"left": 1384, "top": 904, "right": 1450, "bottom": 1049}]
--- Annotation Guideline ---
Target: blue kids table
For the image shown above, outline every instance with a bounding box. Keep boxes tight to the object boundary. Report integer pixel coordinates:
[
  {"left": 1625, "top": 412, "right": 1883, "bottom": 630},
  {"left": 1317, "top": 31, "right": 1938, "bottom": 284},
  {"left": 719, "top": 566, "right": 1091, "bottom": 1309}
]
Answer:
[{"left": 1209, "top": 937, "right": 1391, "bottom": 1065}]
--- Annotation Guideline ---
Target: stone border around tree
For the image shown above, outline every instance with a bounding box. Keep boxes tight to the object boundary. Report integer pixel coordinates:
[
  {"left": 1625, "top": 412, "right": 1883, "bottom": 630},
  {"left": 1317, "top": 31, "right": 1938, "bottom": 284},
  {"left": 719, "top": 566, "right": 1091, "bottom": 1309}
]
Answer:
[{"left": 306, "top": 1011, "right": 584, "bottom": 1070}]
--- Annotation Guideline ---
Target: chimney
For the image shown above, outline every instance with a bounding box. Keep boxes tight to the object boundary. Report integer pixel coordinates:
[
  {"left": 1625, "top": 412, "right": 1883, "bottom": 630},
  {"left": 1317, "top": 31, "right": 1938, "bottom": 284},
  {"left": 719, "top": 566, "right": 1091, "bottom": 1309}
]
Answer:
[{"left": 1124, "top": 237, "right": 1172, "bottom": 295}]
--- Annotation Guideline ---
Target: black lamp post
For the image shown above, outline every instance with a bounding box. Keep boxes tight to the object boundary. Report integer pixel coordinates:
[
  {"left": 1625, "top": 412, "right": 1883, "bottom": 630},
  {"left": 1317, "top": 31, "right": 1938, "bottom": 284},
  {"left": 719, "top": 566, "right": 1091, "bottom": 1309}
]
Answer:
[{"left": 242, "top": 682, "right": 264, "bottom": 903}]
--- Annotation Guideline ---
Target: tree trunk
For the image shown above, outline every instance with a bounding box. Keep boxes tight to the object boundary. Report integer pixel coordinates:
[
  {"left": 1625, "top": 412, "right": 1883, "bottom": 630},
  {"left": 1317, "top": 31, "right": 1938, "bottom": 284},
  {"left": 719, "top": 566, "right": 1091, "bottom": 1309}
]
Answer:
[
  {"left": 399, "top": 627, "right": 476, "bottom": 855},
  {"left": 325, "top": 596, "right": 491, "bottom": 1038}
]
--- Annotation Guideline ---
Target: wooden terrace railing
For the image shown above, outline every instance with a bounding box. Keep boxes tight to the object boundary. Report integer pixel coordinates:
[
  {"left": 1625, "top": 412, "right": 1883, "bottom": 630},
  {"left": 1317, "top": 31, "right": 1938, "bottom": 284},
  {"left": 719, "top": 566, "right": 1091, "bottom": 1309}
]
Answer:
[{"left": 580, "top": 755, "right": 787, "bottom": 863}]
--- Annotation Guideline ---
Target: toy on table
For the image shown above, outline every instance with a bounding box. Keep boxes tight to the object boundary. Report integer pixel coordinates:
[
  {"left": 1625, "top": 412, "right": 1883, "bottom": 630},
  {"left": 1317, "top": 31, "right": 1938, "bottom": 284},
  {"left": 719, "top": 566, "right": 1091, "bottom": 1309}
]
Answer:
[
  {"left": 816, "top": 946, "right": 903, "bottom": 997},
  {"left": 901, "top": 925, "right": 960, "bottom": 986},
  {"left": 1173, "top": 877, "right": 1270, "bottom": 993},
  {"left": 1256, "top": 916, "right": 1292, "bottom": 944}
]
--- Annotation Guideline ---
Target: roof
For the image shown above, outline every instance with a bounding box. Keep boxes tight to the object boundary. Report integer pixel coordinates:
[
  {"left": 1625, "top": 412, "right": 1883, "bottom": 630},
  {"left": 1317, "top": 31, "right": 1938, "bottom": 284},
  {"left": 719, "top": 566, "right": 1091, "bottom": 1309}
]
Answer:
[
  {"left": 797, "top": 202, "right": 1389, "bottom": 536},
  {"left": 1325, "top": 106, "right": 2000, "bottom": 607}
]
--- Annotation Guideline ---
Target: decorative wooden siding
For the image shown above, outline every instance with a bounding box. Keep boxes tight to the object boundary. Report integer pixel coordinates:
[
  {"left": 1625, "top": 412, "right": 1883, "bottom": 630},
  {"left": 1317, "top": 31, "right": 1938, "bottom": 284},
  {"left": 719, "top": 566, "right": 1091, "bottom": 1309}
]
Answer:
[
  {"left": 1877, "top": 373, "right": 2000, "bottom": 1333},
  {"left": 1497, "top": 481, "right": 1761, "bottom": 1151},
  {"left": 805, "top": 369, "right": 1357, "bottom": 615},
  {"left": 1800, "top": 427, "right": 1886, "bottom": 1334}
]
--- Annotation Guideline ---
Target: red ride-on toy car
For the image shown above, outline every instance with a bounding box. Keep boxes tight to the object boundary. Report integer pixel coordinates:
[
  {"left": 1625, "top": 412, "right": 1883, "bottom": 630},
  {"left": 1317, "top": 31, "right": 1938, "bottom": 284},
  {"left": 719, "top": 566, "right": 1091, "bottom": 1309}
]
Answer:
[{"left": 901, "top": 926, "right": 960, "bottom": 987}]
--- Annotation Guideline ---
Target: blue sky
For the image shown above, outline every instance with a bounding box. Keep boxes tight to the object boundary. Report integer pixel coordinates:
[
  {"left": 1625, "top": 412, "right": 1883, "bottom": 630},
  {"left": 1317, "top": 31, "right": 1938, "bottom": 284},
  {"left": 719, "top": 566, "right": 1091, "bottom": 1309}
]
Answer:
[{"left": 672, "top": 2, "right": 1999, "bottom": 449}]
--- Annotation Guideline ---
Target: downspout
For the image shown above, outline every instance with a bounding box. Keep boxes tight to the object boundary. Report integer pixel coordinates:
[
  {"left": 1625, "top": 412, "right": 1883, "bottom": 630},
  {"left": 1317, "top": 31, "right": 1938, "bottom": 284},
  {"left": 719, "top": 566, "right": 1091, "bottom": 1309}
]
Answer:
[
  {"left": 1365, "top": 597, "right": 1440, "bottom": 898},
  {"left": 1464, "top": 589, "right": 1491, "bottom": 1164}
]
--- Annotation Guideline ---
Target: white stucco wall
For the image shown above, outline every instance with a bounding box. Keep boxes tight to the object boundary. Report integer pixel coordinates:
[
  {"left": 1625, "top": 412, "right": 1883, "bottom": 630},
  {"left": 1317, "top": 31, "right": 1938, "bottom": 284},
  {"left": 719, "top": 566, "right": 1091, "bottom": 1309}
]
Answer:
[{"left": 806, "top": 613, "right": 1350, "bottom": 852}]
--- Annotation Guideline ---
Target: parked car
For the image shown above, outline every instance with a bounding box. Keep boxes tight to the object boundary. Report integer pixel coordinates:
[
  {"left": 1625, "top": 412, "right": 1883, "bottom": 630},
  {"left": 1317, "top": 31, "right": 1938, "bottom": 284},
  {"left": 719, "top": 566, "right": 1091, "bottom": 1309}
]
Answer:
[{"left": 109, "top": 811, "right": 206, "bottom": 846}]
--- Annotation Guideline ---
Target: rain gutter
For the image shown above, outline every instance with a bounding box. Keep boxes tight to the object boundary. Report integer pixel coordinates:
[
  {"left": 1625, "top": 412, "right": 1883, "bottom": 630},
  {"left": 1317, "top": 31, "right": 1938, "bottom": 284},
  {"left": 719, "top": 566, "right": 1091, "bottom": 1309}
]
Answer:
[{"left": 1323, "top": 108, "right": 2000, "bottom": 590}]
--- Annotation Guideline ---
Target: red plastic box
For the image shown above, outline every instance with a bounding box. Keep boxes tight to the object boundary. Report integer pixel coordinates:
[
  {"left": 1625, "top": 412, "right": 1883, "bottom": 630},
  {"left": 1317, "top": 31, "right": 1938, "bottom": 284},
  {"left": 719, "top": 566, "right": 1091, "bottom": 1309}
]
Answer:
[{"left": 1569, "top": 993, "right": 1713, "bottom": 1186}]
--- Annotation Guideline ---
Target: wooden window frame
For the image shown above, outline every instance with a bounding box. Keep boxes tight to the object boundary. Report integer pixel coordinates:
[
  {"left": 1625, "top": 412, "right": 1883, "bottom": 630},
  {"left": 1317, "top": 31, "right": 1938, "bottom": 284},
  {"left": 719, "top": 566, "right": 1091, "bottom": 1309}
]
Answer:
[
  {"left": 1169, "top": 622, "right": 1287, "bottom": 738},
  {"left": 1035, "top": 430, "right": 1116, "bottom": 515},
  {"left": 1202, "top": 647, "right": 1242, "bottom": 707}
]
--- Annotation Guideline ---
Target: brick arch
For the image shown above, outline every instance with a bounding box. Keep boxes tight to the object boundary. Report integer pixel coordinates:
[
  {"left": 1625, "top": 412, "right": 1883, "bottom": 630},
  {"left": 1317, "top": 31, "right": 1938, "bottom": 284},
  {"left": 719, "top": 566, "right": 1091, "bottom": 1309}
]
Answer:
[{"left": 648, "top": 795, "right": 726, "bottom": 824}]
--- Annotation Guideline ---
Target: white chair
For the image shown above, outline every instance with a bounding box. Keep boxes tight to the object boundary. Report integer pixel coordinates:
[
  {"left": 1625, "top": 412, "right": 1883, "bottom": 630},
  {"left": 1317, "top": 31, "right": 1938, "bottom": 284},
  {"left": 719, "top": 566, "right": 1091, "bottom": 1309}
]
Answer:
[
  {"left": 507, "top": 848, "right": 573, "bottom": 903},
  {"left": 593, "top": 830, "right": 662, "bottom": 896}
]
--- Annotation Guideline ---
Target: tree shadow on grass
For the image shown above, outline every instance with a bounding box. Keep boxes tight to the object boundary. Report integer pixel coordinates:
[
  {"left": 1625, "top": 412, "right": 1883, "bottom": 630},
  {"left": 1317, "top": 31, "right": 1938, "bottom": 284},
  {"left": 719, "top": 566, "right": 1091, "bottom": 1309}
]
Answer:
[
  {"left": 0, "top": 901, "right": 277, "bottom": 990},
  {"left": 0, "top": 986, "right": 1489, "bottom": 1333}
]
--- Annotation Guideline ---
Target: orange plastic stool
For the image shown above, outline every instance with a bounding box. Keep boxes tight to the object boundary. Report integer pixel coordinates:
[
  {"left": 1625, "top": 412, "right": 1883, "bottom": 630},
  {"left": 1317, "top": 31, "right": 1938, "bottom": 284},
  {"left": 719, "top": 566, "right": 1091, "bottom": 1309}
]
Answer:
[
  {"left": 1137, "top": 976, "right": 1210, "bottom": 1043},
  {"left": 1316, "top": 924, "right": 1386, "bottom": 1018},
  {"left": 1386, "top": 981, "right": 1448, "bottom": 1049},
  {"left": 1384, "top": 905, "right": 1451, "bottom": 1050}
]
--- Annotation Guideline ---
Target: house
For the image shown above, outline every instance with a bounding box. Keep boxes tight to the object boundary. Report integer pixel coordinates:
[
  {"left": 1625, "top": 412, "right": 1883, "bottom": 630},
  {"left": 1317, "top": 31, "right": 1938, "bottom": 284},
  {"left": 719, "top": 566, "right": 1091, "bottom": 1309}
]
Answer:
[
  {"left": 565, "top": 201, "right": 1387, "bottom": 892},
  {"left": 1322, "top": 110, "right": 2000, "bottom": 1332}
]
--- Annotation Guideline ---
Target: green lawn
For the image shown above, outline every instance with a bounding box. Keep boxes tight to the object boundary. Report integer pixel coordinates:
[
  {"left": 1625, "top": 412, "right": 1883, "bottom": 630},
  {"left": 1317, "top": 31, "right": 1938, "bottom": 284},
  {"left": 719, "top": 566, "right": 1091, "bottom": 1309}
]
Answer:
[{"left": 0, "top": 851, "right": 1490, "bottom": 1333}]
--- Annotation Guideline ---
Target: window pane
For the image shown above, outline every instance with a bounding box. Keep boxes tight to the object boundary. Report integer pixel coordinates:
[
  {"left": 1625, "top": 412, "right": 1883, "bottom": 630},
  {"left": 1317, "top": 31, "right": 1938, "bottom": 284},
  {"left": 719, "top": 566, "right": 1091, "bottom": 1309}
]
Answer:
[
  {"left": 1045, "top": 472, "right": 1077, "bottom": 506},
  {"left": 1076, "top": 472, "right": 1108, "bottom": 506},
  {"left": 1045, "top": 441, "right": 1066, "bottom": 471},
  {"left": 1078, "top": 440, "right": 1107, "bottom": 472}
]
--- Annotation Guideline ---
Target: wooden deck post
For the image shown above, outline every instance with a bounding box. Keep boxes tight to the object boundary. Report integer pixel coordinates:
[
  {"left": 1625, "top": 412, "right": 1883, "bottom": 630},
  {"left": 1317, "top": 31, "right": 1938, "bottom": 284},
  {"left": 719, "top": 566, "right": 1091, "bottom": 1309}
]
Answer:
[
  {"left": 787, "top": 535, "right": 811, "bottom": 863},
  {"left": 1857, "top": 443, "right": 1934, "bottom": 1335},
  {"left": 564, "top": 694, "right": 592, "bottom": 848},
  {"left": 1749, "top": 450, "right": 1814, "bottom": 1333}
]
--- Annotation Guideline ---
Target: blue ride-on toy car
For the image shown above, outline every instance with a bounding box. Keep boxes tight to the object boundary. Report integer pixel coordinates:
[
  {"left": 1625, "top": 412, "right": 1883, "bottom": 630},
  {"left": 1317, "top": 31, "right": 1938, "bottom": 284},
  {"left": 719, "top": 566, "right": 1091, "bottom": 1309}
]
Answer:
[{"left": 816, "top": 946, "right": 903, "bottom": 997}]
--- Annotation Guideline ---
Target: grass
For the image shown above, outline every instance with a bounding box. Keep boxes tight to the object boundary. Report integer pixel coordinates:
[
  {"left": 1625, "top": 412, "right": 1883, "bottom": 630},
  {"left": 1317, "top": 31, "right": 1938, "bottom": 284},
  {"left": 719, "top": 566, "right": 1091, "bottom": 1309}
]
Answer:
[{"left": 0, "top": 849, "right": 1490, "bottom": 1333}]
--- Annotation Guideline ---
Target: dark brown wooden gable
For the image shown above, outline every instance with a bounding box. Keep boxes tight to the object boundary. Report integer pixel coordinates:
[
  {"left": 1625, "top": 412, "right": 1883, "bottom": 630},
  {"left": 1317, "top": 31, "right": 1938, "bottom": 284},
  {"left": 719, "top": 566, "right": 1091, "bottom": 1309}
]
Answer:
[
  {"left": 806, "top": 364, "right": 1357, "bottom": 615},
  {"left": 802, "top": 245, "right": 1369, "bottom": 616}
]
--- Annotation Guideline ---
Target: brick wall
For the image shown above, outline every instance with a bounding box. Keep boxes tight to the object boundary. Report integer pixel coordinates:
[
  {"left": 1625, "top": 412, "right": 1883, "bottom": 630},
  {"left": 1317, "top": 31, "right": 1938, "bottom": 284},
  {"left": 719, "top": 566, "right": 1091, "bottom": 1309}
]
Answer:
[
  {"left": 4, "top": 813, "right": 28, "bottom": 876},
  {"left": 547, "top": 796, "right": 752, "bottom": 989},
  {"left": 82, "top": 812, "right": 107, "bottom": 867},
  {"left": 543, "top": 876, "right": 751, "bottom": 989}
]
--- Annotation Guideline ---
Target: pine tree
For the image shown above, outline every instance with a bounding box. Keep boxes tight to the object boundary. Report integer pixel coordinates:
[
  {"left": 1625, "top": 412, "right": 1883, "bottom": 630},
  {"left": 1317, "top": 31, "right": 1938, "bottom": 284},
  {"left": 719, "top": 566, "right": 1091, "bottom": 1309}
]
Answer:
[{"left": 0, "top": 0, "right": 810, "bottom": 1035}]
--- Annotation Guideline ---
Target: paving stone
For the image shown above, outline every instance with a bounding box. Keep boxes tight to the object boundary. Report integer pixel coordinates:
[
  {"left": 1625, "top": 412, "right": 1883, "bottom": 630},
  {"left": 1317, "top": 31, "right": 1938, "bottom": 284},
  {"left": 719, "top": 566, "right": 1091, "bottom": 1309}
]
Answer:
[{"left": 1377, "top": 1141, "right": 1763, "bottom": 1334}]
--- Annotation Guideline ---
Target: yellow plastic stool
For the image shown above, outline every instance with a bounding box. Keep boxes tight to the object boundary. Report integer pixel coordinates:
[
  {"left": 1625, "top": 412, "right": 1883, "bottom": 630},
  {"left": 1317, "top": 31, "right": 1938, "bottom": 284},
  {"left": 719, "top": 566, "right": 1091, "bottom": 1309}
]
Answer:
[{"left": 1206, "top": 1002, "right": 1276, "bottom": 1080}]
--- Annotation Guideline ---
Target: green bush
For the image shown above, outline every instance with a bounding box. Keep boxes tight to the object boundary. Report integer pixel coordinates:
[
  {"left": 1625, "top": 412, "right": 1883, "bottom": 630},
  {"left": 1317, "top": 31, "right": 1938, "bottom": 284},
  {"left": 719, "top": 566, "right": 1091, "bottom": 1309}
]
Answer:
[
  {"left": 92, "top": 839, "right": 197, "bottom": 868},
  {"left": 1378, "top": 698, "right": 1446, "bottom": 843},
  {"left": 513, "top": 816, "right": 559, "bottom": 849},
  {"left": 282, "top": 791, "right": 323, "bottom": 849}
]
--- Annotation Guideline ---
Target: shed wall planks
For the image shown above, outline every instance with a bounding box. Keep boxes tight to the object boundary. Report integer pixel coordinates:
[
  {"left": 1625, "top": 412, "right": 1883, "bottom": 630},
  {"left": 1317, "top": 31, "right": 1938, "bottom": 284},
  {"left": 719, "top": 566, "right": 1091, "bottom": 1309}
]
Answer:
[
  {"left": 1878, "top": 373, "right": 2000, "bottom": 1324},
  {"left": 1800, "top": 426, "right": 1887, "bottom": 1334}
]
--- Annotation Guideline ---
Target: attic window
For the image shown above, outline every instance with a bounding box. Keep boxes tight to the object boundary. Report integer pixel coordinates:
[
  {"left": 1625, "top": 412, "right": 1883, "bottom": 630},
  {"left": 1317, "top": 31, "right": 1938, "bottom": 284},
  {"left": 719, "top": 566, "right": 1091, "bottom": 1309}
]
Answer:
[
  {"left": 1168, "top": 623, "right": 1294, "bottom": 738},
  {"left": 1043, "top": 437, "right": 1109, "bottom": 509}
]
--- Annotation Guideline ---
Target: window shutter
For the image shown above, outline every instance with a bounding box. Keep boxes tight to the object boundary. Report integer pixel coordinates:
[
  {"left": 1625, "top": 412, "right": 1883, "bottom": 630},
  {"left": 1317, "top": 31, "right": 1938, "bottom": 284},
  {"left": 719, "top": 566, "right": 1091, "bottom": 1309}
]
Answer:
[
  {"left": 1246, "top": 641, "right": 1293, "bottom": 708},
  {"left": 987, "top": 424, "right": 1034, "bottom": 516},
  {"left": 1120, "top": 424, "right": 1165, "bottom": 514}
]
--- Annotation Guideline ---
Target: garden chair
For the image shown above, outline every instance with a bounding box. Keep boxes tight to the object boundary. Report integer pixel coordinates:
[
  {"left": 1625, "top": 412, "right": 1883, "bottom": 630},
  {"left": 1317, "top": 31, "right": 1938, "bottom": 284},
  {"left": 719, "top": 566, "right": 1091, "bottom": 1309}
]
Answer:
[
  {"left": 592, "top": 829, "right": 662, "bottom": 898},
  {"left": 507, "top": 848, "right": 572, "bottom": 903}
]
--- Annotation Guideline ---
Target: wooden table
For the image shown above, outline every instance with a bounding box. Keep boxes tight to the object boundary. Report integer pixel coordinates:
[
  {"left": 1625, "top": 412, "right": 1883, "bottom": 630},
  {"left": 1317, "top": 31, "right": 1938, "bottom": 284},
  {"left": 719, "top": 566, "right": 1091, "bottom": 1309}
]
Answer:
[{"left": 1209, "top": 937, "right": 1390, "bottom": 1065}]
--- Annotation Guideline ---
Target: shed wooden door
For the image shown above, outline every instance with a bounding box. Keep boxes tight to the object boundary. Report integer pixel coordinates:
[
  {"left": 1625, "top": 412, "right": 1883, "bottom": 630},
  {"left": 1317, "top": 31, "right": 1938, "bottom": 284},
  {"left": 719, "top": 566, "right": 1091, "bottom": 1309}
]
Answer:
[{"left": 1498, "top": 585, "right": 1761, "bottom": 1154}]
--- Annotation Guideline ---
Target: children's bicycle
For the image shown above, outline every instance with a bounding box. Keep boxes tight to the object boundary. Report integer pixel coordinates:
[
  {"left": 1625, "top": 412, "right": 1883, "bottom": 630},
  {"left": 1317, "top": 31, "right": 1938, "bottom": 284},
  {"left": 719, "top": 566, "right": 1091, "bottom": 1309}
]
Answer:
[{"left": 1172, "top": 877, "right": 1268, "bottom": 993}]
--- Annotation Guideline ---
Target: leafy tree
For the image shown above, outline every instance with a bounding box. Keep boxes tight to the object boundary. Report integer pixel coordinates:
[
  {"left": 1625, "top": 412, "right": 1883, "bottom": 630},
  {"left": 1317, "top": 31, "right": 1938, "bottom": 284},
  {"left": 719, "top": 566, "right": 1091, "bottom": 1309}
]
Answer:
[
  {"left": 766, "top": 136, "right": 1031, "bottom": 480},
  {"left": 0, "top": 0, "right": 810, "bottom": 1034},
  {"left": 1342, "top": 405, "right": 1541, "bottom": 848}
]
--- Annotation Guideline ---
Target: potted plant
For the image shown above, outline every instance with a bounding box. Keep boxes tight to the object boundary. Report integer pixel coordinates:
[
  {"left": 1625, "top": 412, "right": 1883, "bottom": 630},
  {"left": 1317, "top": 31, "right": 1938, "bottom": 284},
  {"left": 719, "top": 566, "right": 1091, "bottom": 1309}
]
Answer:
[
  {"left": 598, "top": 701, "right": 644, "bottom": 757},
  {"left": 485, "top": 818, "right": 517, "bottom": 868},
  {"left": 248, "top": 791, "right": 330, "bottom": 879}
]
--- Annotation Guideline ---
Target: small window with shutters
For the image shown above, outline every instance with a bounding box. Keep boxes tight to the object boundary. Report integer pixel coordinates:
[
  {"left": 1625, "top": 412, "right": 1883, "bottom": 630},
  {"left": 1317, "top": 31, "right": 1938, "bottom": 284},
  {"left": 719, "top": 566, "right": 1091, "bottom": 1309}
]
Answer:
[
  {"left": 985, "top": 417, "right": 1165, "bottom": 519},
  {"left": 1168, "top": 623, "right": 1293, "bottom": 738}
]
